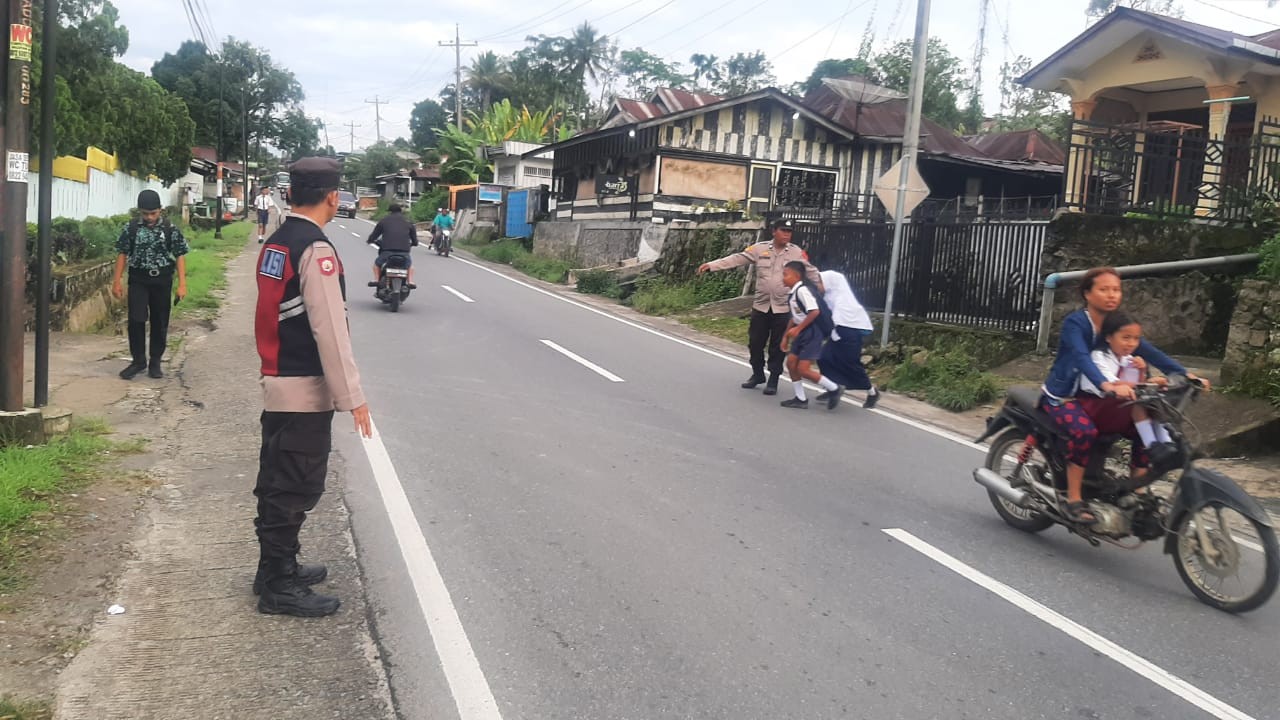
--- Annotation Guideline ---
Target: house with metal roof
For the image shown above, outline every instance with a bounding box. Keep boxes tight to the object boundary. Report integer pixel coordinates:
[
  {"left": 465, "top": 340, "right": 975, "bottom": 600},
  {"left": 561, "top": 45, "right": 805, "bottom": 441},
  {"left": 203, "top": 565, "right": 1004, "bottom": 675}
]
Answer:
[{"left": 1019, "top": 6, "right": 1280, "bottom": 220}]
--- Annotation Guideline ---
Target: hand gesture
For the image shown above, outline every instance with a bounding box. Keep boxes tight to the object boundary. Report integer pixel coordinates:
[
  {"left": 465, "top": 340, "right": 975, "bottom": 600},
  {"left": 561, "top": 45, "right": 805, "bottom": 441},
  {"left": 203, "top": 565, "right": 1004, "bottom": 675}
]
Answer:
[
  {"left": 352, "top": 404, "right": 373, "bottom": 439},
  {"left": 696, "top": 263, "right": 712, "bottom": 275},
  {"left": 1130, "top": 356, "right": 1147, "bottom": 371}
]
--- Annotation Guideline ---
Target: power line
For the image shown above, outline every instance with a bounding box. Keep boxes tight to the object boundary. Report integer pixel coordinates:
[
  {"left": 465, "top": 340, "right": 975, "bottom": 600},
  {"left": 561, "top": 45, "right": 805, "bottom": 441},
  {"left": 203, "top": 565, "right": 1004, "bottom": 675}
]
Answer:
[
  {"left": 638, "top": 0, "right": 737, "bottom": 48},
  {"left": 440, "top": 25, "right": 479, "bottom": 130},
  {"left": 826, "top": 0, "right": 859, "bottom": 57},
  {"left": 607, "top": 0, "right": 678, "bottom": 38},
  {"left": 475, "top": 0, "right": 589, "bottom": 41},
  {"left": 343, "top": 122, "right": 362, "bottom": 153},
  {"left": 668, "top": 0, "right": 775, "bottom": 53},
  {"left": 1187, "top": 0, "right": 1279, "bottom": 27},
  {"left": 771, "top": 0, "right": 875, "bottom": 61}
]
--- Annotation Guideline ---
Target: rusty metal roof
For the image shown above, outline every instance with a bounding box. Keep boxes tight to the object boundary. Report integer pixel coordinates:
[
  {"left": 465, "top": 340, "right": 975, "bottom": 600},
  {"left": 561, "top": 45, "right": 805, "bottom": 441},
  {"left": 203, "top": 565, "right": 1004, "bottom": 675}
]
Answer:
[
  {"left": 802, "top": 83, "right": 982, "bottom": 156},
  {"left": 650, "top": 88, "right": 723, "bottom": 113},
  {"left": 965, "top": 129, "right": 1066, "bottom": 165}
]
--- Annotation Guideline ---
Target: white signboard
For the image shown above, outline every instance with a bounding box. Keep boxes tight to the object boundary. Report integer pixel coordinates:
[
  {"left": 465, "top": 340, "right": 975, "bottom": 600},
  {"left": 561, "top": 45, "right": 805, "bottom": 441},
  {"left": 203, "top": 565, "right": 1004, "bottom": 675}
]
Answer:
[
  {"left": 6, "top": 151, "right": 29, "bottom": 184},
  {"left": 873, "top": 158, "right": 930, "bottom": 222}
]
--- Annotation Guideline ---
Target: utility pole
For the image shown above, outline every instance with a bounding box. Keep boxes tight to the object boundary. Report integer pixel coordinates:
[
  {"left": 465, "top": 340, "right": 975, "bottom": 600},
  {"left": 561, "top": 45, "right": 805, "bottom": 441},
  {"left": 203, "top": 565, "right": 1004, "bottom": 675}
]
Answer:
[
  {"left": 365, "top": 95, "right": 388, "bottom": 144},
  {"left": 313, "top": 117, "right": 329, "bottom": 152},
  {"left": 1, "top": 0, "right": 34, "bottom": 411},
  {"left": 35, "top": 0, "right": 57, "bottom": 408},
  {"left": 880, "top": 0, "right": 931, "bottom": 349},
  {"left": 439, "top": 25, "right": 477, "bottom": 130},
  {"left": 343, "top": 121, "right": 360, "bottom": 153}
]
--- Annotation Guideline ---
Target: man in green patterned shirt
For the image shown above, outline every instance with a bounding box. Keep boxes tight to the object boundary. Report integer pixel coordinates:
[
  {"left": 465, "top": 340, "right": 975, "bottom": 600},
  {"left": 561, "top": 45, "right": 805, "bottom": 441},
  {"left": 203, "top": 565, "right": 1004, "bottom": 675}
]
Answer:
[{"left": 111, "top": 190, "right": 190, "bottom": 379}]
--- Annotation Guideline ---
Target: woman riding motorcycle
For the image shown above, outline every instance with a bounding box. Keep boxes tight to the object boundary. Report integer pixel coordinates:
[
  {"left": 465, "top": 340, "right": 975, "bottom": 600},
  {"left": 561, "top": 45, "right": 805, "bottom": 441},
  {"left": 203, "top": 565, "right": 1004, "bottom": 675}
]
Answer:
[{"left": 1038, "top": 267, "right": 1208, "bottom": 525}]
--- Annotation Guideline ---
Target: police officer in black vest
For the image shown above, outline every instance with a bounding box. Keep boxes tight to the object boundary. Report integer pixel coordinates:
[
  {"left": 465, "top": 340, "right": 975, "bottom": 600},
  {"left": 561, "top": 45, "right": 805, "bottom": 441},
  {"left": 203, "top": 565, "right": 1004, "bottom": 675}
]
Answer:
[
  {"left": 111, "top": 190, "right": 189, "bottom": 379},
  {"left": 252, "top": 157, "right": 373, "bottom": 617}
]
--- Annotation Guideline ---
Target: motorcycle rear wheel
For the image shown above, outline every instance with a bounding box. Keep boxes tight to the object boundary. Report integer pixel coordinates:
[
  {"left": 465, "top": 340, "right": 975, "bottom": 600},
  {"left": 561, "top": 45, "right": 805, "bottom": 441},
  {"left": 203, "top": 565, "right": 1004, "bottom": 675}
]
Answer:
[
  {"left": 1172, "top": 503, "right": 1279, "bottom": 613},
  {"left": 985, "top": 429, "right": 1055, "bottom": 533},
  {"left": 389, "top": 293, "right": 400, "bottom": 312}
]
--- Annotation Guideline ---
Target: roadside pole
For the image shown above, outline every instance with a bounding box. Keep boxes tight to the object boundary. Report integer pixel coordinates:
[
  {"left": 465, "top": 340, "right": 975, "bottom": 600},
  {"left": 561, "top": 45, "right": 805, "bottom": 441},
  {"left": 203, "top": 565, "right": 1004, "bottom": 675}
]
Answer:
[
  {"left": 880, "top": 0, "right": 931, "bottom": 349},
  {"left": 1, "top": 0, "right": 34, "bottom": 411},
  {"left": 35, "top": 0, "right": 56, "bottom": 407}
]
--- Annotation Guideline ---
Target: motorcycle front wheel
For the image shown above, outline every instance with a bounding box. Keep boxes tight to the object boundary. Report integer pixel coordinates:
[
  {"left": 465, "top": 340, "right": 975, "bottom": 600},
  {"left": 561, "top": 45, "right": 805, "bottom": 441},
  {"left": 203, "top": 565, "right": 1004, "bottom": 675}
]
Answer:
[
  {"left": 985, "top": 429, "right": 1055, "bottom": 533},
  {"left": 1172, "top": 502, "right": 1279, "bottom": 613}
]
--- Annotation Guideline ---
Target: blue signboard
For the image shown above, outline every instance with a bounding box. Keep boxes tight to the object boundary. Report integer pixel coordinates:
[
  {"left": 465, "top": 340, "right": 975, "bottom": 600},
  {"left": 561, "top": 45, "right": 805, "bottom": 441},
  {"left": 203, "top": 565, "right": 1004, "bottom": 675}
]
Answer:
[{"left": 478, "top": 184, "right": 504, "bottom": 203}]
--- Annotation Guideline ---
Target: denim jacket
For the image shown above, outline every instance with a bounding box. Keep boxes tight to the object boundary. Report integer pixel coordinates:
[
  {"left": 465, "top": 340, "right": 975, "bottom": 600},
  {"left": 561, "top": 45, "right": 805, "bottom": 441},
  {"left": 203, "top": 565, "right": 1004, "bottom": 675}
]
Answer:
[{"left": 1042, "top": 309, "right": 1186, "bottom": 399}]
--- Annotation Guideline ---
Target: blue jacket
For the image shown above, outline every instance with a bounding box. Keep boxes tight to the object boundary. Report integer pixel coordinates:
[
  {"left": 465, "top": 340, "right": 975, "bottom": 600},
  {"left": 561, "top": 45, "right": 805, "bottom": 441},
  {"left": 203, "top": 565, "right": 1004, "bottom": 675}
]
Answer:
[{"left": 1042, "top": 308, "right": 1186, "bottom": 398}]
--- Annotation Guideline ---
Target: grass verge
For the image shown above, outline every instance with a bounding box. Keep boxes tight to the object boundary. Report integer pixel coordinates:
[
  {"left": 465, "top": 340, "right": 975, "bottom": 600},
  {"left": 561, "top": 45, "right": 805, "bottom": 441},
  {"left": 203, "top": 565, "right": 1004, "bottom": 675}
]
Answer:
[
  {"left": 0, "top": 697, "right": 52, "bottom": 720},
  {"left": 679, "top": 315, "right": 750, "bottom": 346},
  {"left": 886, "top": 348, "right": 1000, "bottom": 412},
  {"left": 176, "top": 220, "right": 252, "bottom": 318},
  {"left": 462, "top": 237, "right": 574, "bottom": 284},
  {"left": 0, "top": 419, "right": 133, "bottom": 593}
]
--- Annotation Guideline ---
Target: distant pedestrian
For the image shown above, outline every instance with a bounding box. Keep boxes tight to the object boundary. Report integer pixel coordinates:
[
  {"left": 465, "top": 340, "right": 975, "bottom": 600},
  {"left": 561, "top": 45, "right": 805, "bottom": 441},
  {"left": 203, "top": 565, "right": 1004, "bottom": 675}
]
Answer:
[
  {"left": 780, "top": 261, "right": 843, "bottom": 410},
  {"left": 698, "top": 218, "right": 821, "bottom": 395},
  {"left": 252, "top": 157, "right": 373, "bottom": 617},
  {"left": 815, "top": 269, "right": 880, "bottom": 409},
  {"left": 253, "top": 186, "right": 275, "bottom": 243},
  {"left": 111, "top": 189, "right": 188, "bottom": 380}
]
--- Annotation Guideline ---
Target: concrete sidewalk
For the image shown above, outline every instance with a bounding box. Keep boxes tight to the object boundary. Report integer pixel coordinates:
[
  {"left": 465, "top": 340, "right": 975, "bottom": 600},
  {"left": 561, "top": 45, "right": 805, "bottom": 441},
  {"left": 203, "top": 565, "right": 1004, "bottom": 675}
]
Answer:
[{"left": 52, "top": 239, "right": 394, "bottom": 719}]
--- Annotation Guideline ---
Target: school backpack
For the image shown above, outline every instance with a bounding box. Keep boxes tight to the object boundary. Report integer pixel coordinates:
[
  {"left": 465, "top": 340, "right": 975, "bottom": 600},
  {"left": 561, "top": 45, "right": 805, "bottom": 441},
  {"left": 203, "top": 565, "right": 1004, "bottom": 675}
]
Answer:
[{"left": 794, "top": 280, "right": 835, "bottom": 336}]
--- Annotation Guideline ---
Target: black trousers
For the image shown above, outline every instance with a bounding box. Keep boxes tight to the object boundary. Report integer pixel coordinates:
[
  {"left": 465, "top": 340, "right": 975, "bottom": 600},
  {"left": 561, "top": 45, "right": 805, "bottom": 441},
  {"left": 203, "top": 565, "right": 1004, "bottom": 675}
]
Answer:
[
  {"left": 126, "top": 269, "right": 173, "bottom": 363},
  {"left": 254, "top": 410, "right": 334, "bottom": 562},
  {"left": 748, "top": 309, "right": 791, "bottom": 380}
]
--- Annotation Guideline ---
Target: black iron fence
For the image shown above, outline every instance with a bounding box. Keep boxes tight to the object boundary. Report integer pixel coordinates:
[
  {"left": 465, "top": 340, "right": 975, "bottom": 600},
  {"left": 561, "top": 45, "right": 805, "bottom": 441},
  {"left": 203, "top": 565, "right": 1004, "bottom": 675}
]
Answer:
[
  {"left": 794, "top": 220, "right": 1048, "bottom": 334},
  {"left": 769, "top": 187, "right": 1059, "bottom": 223},
  {"left": 1063, "top": 117, "right": 1280, "bottom": 221}
]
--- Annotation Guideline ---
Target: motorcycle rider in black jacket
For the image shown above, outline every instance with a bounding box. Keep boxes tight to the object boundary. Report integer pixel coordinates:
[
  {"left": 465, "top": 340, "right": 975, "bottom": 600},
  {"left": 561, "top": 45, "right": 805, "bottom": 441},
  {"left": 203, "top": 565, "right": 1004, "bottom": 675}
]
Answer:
[{"left": 368, "top": 204, "right": 419, "bottom": 288}]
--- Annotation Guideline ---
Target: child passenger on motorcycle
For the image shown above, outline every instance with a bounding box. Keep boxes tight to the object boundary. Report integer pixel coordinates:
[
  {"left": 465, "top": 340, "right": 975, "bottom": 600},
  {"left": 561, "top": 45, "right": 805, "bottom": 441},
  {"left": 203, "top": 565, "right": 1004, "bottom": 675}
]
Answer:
[
  {"left": 1038, "top": 268, "right": 1207, "bottom": 526},
  {"left": 1077, "top": 310, "right": 1178, "bottom": 476}
]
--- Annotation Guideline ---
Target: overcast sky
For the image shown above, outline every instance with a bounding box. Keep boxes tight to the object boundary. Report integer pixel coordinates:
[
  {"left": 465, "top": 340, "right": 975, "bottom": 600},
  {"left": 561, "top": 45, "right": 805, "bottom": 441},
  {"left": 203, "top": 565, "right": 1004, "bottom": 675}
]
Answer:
[{"left": 113, "top": 0, "right": 1280, "bottom": 152}]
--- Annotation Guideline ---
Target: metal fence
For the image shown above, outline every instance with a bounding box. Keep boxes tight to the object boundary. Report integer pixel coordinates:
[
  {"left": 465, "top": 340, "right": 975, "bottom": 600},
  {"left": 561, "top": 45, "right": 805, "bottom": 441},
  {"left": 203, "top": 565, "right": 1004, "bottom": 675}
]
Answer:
[
  {"left": 795, "top": 220, "right": 1048, "bottom": 334},
  {"left": 769, "top": 187, "right": 1059, "bottom": 223},
  {"left": 1062, "top": 117, "right": 1280, "bottom": 221}
]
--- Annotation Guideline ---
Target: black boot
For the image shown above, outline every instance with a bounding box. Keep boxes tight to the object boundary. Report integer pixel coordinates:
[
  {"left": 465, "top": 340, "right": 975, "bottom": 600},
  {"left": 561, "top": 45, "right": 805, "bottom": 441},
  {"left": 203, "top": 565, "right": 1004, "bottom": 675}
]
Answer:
[
  {"left": 148, "top": 358, "right": 164, "bottom": 379},
  {"left": 763, "top": 374, "right": 780, "bottom": 396},
  {"left": 119, "top": 360, "right": 147, "bottom": 380},
  {"left": 741, "top": 373, "right": 767, "bottom": 389},
  {"left": 257, "top": 558, "right": 340, "bottom": 617},
  {"left": 253, "top": 560, "right": 328, "bottom": 595}
]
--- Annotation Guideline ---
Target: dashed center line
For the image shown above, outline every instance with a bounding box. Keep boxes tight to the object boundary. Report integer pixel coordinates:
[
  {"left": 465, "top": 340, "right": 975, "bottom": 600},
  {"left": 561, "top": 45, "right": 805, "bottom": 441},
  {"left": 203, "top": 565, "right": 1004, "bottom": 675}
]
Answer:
[
  {"left": 351, "top": 231, "right": 361, "bottom": 237},
  {"left": 441, "top": 285, "right": 475, "bottom": 303},
  {"left": 540, "top": 340, "right": 625, "bottom": 383}
]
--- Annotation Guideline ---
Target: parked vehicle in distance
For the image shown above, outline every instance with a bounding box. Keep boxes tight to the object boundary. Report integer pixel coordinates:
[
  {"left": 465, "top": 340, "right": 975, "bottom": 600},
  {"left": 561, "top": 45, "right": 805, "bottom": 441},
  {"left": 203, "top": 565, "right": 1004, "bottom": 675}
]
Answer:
[{"left": 337, "top": 191, "right": 358, "bottom": 218}]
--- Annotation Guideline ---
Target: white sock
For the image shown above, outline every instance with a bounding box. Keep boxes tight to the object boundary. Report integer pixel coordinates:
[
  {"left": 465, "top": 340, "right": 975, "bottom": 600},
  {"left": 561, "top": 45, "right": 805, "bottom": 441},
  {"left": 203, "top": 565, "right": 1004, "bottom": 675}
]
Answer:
[
  {"left": 868, "top": 385, "right": 879, "bottom": 396},
  {"left": 793, "top": 381, "right": 807, "bottom": 401},
  {"left": 1135, "top": 419, "right": 1157, "bottom": 447},
  {"left": 818, "top": 376, "right": 838, "bottom": 391},
  {"left": 1155, "top": 424, "right": 1172, "bottom": 443}
]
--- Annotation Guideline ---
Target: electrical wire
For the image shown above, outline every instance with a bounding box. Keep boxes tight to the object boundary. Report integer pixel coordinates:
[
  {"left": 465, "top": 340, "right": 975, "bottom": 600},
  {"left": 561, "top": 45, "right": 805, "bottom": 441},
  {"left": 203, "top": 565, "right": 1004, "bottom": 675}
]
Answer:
[
  {"left": 1187, "top": 0, "right": 1279, "bottom": 28},
  {"left": 607, "top": 0, "right": 677, "bottom": 37},
  {"left": 771, "top": 0, "right": 875, "bottom": 60},
  {"left": 825, "top": 0, "right": 859, "bottom": 57},
  {"left": 481, "top": 0, "right": 597, "bottom": 42},
  {"left": 667, "top": 0, "right": 775, "bottom": 53},
  {"left": 475, "top": 0, "right": 588, "bottom": 41},
  {"left": 637, "top": 0, "right": 736, "bottom": 48}
]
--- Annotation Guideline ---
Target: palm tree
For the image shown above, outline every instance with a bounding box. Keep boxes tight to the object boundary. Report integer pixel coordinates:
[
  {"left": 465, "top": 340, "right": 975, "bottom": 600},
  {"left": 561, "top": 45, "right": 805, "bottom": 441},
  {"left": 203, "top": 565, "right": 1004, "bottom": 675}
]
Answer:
[
  {"left": 558, "top": 23, "right": 613, "bottom": 101},
  {"left": 689, "top": 53, "right": 721, "bottom": 91},
  {"left": 466, "top": 51, "right": 509, "bottom": 111}
]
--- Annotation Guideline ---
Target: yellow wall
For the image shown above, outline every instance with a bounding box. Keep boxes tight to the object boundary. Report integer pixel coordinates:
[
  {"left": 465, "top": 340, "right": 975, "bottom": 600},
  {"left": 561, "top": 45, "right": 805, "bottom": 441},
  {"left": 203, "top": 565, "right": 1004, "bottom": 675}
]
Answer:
[
  {"left": 30, "top": 147, "right": 119, "bottom": 183},
  {"left": 1075, "top": 32, "right": 1253, "bottom": 102}
]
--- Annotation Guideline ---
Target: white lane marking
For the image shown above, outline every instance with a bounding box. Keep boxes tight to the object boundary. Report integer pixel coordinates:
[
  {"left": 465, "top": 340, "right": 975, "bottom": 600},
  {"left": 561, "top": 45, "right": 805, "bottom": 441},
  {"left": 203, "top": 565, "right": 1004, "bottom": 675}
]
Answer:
[
  {"left": 540, "top": 339, "right": 625, "bottom": 383},
  {"left": 882, "top": 528, "right": 1256, "bottom": 720},
  {"left": 456, "top": 256, "right": 984, "bottom": 450},
  {"left": 338, "top": 224, "right": 347, "bottom": 229},
  {"left": 351, "top": 231, "right": 361, "bottom": 237},
  {"left": 360, "top": 420, "right": 503, "bottom": 720},
  {"left": 442, "top": 285, "right": 475, "bottom": 303}
]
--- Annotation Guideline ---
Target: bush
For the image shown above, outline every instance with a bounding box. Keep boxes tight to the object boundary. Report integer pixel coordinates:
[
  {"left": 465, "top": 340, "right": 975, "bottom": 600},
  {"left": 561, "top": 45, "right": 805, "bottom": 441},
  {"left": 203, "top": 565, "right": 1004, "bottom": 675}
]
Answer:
[
  {"left": 625, "top": 273, "right": 744, "bottom": 315},
  {"left": 469, "top": 238, "right": 572, "bottom": 283},
  {"left": 1258, "top": 231, "right": 1280, "bottom": 281},
  {"left": 412, "top": 187, "right": 450, "bottom": 223},
  {"left": 1231, "top": 365, "right": 1280, "bottom": 408},
  {"left": 575, "top": 269, "right": 621, "bottom": 298},
  {"left": 887, "top": 348, "right": 1000, "bottom": 412}
]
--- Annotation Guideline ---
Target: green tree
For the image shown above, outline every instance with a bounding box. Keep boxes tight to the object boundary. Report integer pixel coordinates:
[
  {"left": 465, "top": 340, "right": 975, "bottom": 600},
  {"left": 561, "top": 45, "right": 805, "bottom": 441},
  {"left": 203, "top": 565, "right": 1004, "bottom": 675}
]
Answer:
[
  {"left": 275, "top": 108, "right": 321, "bottom": 161},
  {"left": 347, "top": 142, "right": 405, "bottom": 189},
  {"left": 1087, "top": 0, "right": 1181, "bottom": 17},
  {"left": 993, "top": 55, "right": 1070, "bottom": 140},
  {"left": 617, "top": 48, "right": 689, "bottom": 98},
  {"left": 410, "top": 99, "right": 449, "bottom": 151},
  {"left": 689, "top": 53, "right": 721, "bottom": 91},
  {"left": 715, "top": 51, "right": 775, "bottom": 97},
  {"left": 873, "top": 38, "right": 969, "bottom": 131},
  {"left": 799, "top": 58, "right": 876, "bottom": 95},
  {"left": 466, "top": 51, "right": 510, "bottom": 109},
  {"left": 558, "top": 23, "right": 614, "bottom": 105}
]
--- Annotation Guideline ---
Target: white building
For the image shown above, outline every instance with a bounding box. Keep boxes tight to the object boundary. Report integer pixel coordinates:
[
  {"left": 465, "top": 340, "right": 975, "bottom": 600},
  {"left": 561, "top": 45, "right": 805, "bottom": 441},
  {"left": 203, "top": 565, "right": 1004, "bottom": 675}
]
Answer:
[{"left": 484, "top": 141, "right": 554, "bottom": 189}]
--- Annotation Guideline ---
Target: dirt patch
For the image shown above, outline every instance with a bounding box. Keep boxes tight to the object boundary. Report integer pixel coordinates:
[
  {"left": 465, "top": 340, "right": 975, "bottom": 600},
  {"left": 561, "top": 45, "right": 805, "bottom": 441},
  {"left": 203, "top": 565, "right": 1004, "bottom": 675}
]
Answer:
[{"left": 0, "top": 472, "right": 150, "bottom": 704}]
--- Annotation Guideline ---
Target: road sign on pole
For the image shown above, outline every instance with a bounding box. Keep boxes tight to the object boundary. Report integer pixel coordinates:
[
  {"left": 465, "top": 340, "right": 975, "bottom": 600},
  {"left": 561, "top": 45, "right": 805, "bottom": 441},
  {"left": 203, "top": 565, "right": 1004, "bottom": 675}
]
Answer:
[
  {"left": 880, "top": 0, "right": 932, "bottom": 350},
  {"left": 873, "top": 158, "right": 930, "bottom": 222}
]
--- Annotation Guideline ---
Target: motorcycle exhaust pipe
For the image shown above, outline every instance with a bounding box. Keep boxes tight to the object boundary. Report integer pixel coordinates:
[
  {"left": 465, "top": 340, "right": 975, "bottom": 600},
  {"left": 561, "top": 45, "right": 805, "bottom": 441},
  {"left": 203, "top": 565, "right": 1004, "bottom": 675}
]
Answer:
[{"left": 973, "top": 468, "right": 1031, "bottom": 508}]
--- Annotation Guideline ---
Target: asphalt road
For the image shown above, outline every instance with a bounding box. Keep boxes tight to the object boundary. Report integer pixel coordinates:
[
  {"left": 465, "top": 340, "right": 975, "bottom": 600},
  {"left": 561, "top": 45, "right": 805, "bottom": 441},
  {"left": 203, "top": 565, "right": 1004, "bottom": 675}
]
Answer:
[{"left": 322, "top": 213, "right": 1279, "bottom": 720}]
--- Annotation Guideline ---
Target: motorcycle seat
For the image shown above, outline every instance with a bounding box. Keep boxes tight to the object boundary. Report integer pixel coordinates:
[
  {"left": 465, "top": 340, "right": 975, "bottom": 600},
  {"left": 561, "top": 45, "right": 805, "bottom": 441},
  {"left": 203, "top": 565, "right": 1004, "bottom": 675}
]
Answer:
[{"left": 1005, "top": 386, "right": 1069, "bottom": 439}]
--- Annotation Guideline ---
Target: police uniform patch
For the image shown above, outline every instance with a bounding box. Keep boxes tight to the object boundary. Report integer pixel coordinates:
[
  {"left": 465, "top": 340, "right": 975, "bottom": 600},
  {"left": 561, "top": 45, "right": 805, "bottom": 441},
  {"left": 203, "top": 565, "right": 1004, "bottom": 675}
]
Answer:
[
  {"left": 259, "top": 248, "right": 287, "bottom": 279},
  {"left": 318, "top": 257, "right": 337, "bottom": 276}
]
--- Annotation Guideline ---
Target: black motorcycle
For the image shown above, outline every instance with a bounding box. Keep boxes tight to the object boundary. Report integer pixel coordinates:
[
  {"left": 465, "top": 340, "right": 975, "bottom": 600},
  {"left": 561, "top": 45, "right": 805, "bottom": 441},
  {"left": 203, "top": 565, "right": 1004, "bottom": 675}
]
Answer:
[
  {"left": 973, "top": 377, "right": 1278, "bottom": 613},
  {"left": 371, "top": 254, "right": 412, "bottom": 312}
]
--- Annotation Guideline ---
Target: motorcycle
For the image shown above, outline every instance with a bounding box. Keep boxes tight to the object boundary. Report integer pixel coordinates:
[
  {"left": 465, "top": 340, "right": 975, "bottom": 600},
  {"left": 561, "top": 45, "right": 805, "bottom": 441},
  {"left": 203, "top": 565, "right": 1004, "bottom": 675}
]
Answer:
[
  {"left": 370, "top": 253, "right": 412, "bottom": 312},
  {"left": 973, "top": 376, "right": 1278, "bottom": 613},
  {"left": 436, "top": 228, "right": 452, "bottom": 257}
]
